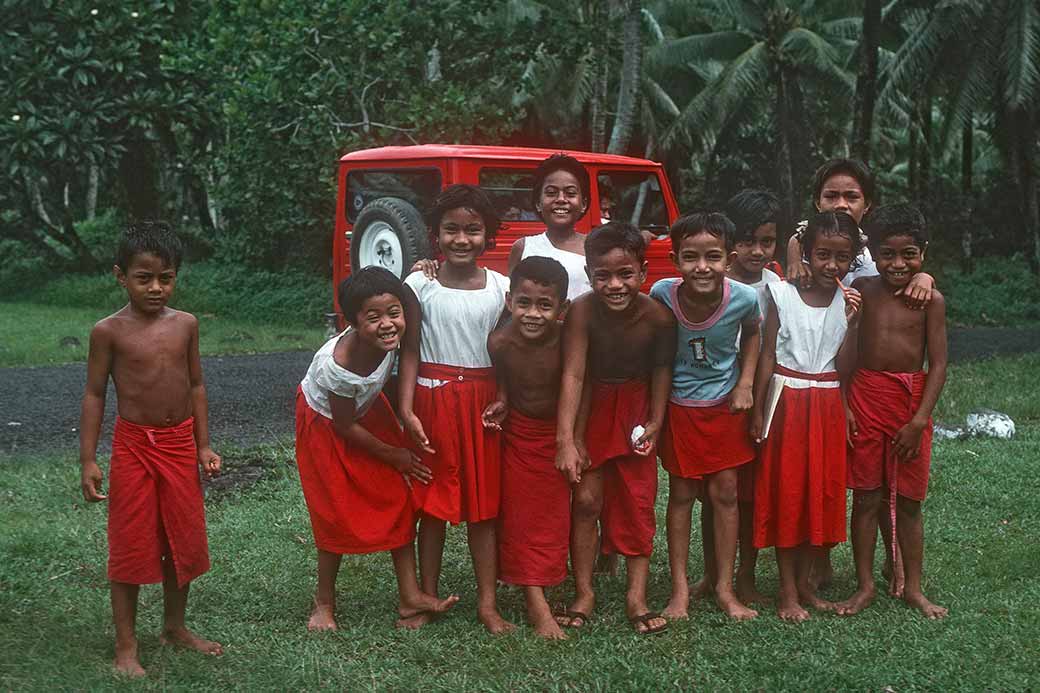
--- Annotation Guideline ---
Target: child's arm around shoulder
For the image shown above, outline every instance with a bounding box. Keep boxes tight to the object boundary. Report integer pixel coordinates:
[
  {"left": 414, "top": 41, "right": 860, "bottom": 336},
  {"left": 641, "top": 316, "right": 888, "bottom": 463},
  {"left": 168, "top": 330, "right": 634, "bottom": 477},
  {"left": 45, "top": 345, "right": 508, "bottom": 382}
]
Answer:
[
  {"left": 79, "top": 317, "right": 117, "bottom": 502},
  {"left": 185, "top": 312, "right": 221, "bottom": 478},
  {"left": 482, "top": 329, "right": 509, "bottom": 431}
]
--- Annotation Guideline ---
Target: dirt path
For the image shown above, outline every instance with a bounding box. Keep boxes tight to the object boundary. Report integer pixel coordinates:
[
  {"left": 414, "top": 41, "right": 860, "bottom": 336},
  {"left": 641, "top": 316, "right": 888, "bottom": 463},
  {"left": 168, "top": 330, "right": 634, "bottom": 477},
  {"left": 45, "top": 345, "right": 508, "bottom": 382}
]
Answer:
[{"left": 2, "top": 326, "right": 1038, "bottom": 459}]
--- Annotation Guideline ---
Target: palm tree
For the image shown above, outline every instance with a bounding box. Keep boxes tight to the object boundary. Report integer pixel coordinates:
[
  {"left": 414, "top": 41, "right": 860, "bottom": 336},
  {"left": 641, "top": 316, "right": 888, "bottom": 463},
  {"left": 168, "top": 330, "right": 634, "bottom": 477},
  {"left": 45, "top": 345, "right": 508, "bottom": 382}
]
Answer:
[
  {"left": 648, "top": 0, "right": 859, "bottom": 228},
  {"left": 878, "top": 0, "right": 1040, "bottom": 272}
]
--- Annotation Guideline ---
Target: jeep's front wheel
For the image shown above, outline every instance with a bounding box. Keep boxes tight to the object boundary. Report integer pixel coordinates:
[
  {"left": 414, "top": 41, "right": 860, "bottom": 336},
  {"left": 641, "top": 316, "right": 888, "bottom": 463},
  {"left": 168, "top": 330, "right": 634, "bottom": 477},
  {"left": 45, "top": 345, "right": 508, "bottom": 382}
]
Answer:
[{"left": 350, "top": 197, "right": 429, "bottom": 278}]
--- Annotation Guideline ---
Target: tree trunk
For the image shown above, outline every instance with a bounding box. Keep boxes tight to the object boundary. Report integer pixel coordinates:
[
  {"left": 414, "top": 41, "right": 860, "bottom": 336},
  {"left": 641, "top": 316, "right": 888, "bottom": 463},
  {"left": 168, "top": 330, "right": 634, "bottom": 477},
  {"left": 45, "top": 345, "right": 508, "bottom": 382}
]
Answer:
[
  {"left": 590, "top": 52, "right": 610, "bottom": 153},
  {"left": 775, "top": 70, "right": 796, "bottom": 238},
  {"left": 851, "top": 0, "right": 881, "bottom": 163},
  {"left": 960, "top": 116, "right": 974, "bottom": 273},
  {"left": 606, "top": 0, "right": 642, "bottom": 155},
  {"left": 919, "top": 93, "right": 933, "bottom": 194},
  {"left": 908, "top": 119, "right": 918, "bottom": 197},
  {"left": 86, "top": 162, "right": 99, "bottom": 220},
  {"left": 119, "top": 140, "right": 161, "bottom": 220}
]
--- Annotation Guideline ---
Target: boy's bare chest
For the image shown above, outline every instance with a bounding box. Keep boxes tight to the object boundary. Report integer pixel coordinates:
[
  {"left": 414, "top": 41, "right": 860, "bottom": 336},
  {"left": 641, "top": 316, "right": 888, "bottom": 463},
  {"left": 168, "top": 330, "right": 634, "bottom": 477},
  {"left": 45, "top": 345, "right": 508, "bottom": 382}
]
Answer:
[
  {"left": 112, "top": 328, "right": 190, "bottom": 378},
  {"left": 503, "top": 343, "right": 561, "bottom": 392}
]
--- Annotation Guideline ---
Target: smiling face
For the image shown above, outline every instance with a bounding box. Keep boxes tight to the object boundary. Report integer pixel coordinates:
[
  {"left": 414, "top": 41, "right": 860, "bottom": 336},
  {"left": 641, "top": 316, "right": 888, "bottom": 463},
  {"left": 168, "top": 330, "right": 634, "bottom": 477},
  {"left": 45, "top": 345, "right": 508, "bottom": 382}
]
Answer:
[
  {"left": 671, "top": 230, "right": 727, "bottom": 298},
  {"left": 587, "top": 247, "right": 646, "bottom": 312},
  {"left": 873, "top": 234, "right": 925, "bottom": 290},
  {"left": 537, "top": 170, "right": 587, "bottom": 232},
  {"left": 817, "top": 174, "right": 870, "bottom": 224},
  {"left": 807, "top": 232, "right": 855, "bottom": 288},
  {"left": 731, "top": 222, "right": 777, "bottom": 279},
  {"left": 437, "top": 206, "right": 487, "bottom": 267},
  {"left": 115, "top": 252, "right": 176, "bottom": 314},
  {"left": 351, "top": 293, "right": 406, "bottom": 352},
  {"left": 507, "top": 278, "right": 566, "bottom": 341}
]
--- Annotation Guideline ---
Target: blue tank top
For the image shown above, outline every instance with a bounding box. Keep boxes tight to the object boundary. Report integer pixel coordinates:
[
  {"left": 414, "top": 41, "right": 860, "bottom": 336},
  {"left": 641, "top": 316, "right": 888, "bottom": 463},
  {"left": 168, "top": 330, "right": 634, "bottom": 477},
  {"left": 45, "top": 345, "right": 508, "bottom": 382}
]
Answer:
[{"left": 649, "top": 277, "right": 761, "bottom": 406}]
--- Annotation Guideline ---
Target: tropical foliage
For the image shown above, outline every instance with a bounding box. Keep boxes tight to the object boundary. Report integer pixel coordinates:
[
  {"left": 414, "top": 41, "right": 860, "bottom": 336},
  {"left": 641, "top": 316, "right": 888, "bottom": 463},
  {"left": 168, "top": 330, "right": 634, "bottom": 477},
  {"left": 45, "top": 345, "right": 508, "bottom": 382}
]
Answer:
[{"left": 2, "top": 0, "right": 1038, "bottom": 276}]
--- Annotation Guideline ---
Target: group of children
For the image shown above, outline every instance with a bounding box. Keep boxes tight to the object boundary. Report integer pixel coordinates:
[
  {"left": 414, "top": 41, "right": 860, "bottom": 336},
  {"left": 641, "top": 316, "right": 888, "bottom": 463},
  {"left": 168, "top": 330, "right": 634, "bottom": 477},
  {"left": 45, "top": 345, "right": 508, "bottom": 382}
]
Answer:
[{"left": 80, "top": 155, "right": 948, "bottom": 675}]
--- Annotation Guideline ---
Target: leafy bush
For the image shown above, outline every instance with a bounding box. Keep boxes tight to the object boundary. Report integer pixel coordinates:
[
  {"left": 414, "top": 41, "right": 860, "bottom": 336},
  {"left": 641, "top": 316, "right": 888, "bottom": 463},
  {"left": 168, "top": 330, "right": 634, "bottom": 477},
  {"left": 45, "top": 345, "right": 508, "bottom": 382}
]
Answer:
[
  {"left": 9, "top": 263, "right": 331, "bottom": 328},
  {"left": 939, "top": 255, "right": 1040, "bottom": 326}
]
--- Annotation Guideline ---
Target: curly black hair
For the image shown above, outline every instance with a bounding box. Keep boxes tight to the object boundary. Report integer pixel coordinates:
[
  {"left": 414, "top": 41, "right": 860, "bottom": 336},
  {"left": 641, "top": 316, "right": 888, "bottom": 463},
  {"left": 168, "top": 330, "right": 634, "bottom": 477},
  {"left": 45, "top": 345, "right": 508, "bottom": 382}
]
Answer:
[
  {"left": 424, "top": 184, "right": 502, "bottom": 254},
  {"left": 115, "top": 220, "right": 184, "bottom": 272}
]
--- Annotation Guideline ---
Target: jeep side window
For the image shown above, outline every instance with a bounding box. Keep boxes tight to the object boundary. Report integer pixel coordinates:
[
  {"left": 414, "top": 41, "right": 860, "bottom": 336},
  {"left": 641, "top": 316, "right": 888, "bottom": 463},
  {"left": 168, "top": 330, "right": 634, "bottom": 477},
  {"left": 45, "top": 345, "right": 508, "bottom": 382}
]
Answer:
[
  {"left": 346, "top": 170, "right": 441, "bottom": 223},
  {"left": 596, "top": 172, "right": 668, "bottom": 232},
  {"left": 478, "top": 168, "right": 540, "bottom": 222}
]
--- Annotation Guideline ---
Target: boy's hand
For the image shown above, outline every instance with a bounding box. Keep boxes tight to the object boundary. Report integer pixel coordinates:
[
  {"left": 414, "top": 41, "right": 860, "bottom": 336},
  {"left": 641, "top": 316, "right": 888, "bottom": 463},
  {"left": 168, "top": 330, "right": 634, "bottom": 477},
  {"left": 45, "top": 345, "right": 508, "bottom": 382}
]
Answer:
[
  {"left": 845, "top": 406, "right": 858, "bottom": 446},
  {"left": 632, "top": 421, "right": 659, "bottom": 456},
  {"left": 80, "top": 460, "right": 108, "bottom": 502},
  {"left": 895, "top": 273, "right": 934, "bottom": 310},
  {"left": 843, "top": 287, "right": 862, "bottom": 324},
  {"left": 401, "top": 412, "right": 436, "bottom": 455},
  {"left": 788, "top": 261, "right": 813, "bottom": 289},
  {"left": 893, "top": 419, "right": 926, "bottom": 461},
  {"left": 750, "top": 409, "right": 764, "bottom": 444},
  {"left": 387, "top": 447, "right": 433, "bottom": 487},
  {"left": 410, "top": 259, "right": 439, "bottom": 280},
  {"left": 555, "top": 443, "right": 583, "bottom": 484},
  {"left": 198, "top": 447, "right": 222, "bottom": 478},
  {"left": 481, "top": 400, "right": 507, "bottom": 431},
  {"left": 728, "top": 384, "right": 753, "bottom": 412},
  {"left": 574, "top": 440, "right": 592, "bottom": 472}
]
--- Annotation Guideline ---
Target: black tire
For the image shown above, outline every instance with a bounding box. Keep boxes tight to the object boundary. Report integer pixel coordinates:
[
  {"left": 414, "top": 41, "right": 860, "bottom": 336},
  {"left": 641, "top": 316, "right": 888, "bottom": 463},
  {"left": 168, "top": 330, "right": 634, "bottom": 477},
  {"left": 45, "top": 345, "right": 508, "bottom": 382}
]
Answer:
[{"left": 349, "top": 197, "right": 430, "bottom": 278}]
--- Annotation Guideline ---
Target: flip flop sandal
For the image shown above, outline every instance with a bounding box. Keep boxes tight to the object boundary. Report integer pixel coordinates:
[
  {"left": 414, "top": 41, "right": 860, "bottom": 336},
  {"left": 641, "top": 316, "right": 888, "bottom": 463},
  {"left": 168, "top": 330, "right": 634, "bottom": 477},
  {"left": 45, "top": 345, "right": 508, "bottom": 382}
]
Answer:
[
  {"left": 629, "top": 612, "right": 668, "bottom": 635},
  {"left": 552, "top": 605, "right": 590, "bottom": 629}
]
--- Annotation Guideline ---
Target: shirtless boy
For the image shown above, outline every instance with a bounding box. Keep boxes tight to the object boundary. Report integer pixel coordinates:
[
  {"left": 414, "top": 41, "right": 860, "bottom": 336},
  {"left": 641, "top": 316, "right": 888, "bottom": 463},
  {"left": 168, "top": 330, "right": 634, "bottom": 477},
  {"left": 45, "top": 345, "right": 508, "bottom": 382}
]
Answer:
[
  {"left": 486, "top": 256, "right": 572, "bottom": 639},
  {"left": 79, "top": 221, "right": 222, "bottom": 677},
  {"left": 837, "top": 203, "right": 948, "bottom": 619},
  {"left": 554, "top": 222, "right": 676, "bottom": 635}
]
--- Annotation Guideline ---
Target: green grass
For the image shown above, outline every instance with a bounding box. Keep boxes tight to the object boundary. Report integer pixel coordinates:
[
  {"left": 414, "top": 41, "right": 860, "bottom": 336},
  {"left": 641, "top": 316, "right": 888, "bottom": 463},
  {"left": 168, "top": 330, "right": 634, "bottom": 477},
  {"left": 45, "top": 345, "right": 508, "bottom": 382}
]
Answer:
[
  {"left": 0, "top": 302, "right": 328, "bottom": 368},
  {"left": 2, "top": 355, "right": 1039, "bottom": 690}
]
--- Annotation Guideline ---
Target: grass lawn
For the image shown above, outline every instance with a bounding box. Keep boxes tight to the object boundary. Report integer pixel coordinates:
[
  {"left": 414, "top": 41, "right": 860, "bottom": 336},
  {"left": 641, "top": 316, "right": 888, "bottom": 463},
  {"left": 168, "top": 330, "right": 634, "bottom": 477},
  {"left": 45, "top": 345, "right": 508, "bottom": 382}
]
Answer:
[
  {"left": 2, "top": 361, "right": 1038, "bottom": 690},
  {"left": 0, "top": 302, "right": 327, "bottom": 368}
]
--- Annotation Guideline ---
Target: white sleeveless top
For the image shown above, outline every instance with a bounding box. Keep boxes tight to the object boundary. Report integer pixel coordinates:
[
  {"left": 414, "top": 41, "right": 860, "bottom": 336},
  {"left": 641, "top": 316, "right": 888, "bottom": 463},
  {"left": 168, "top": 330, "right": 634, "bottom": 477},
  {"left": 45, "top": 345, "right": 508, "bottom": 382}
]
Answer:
[
  {"left": 300, "top": 330, "right": 394, "bottom": 419},
  {"left": 767, "top": 281, "right": 847, "bottom": 389},
  {"left": 520, "top": 232, "right": 591, "bottom": 300},
  {"left": 404, "top": 269, "right": 508, "bottom": 387}
]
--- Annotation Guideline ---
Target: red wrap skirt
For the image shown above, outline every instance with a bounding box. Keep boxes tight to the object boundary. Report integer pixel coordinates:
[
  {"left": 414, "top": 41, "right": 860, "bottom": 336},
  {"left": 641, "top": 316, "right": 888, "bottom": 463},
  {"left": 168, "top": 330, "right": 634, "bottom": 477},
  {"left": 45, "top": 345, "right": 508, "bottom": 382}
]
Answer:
[
  {"left": 107, "top": 416, "right": 209, "bottom": 587},
  {"left": 412, "top": 363, "right": 501, "bottom": 524},
  {"left": 498, "top": 409, "right": 570, "bottom": 587},
  {"left": 583, "top": 379, "right": 657, "bottom": 557},
  {"left": 295, "top": 388, "right": 416, "bottom": 554},
  {"left": 660, "top": 400, "right": 755, "bottom": 479}
]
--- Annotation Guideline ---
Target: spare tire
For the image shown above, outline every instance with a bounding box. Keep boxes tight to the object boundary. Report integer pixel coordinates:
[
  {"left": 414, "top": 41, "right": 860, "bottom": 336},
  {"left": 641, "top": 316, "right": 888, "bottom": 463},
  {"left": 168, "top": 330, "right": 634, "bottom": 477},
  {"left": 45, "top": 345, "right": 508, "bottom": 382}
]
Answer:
[{"left": 350, "top": 197, "right": 430, "bottom": 278}]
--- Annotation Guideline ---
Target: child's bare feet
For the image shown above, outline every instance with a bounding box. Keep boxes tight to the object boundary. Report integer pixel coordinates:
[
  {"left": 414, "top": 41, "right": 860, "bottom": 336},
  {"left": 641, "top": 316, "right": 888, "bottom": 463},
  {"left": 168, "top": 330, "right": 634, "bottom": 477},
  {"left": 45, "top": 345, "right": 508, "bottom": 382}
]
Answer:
[
  {"left": 531, "top": 612, "right": 568, "bottom": 640},
  {"left": 800, "top": 592, "right": 837, "bottom": 612},
  {"left": 159, "top": 626, "right": 224, "bottom": 655},
  {"left": 835, "top": 585, "right": 875, "bottom": 616},
  {"left": 904, "top": 591, "right": 948, "bottom": 619},
  {"left": 394, "top": 612, "right": 435, "bottom": 630},
  {"left": 307, "top": 602, "right": 337, "bottom": 631},
  {"left": 716, "top": 588, "right": 758, "bottom": 620},
  {"left": 113, "top": 640, "right": 146, "bottom": 678},
  {"left": 777, "top": 595, "right": 810, "bottom": 623},
  {"left": 808, "top": 557, "right": 834, "bottom": 591},
  {"left": 398, "top": 592, "right": 459, "bottom": 620},
  {"left": 735, "top": 574, "right": 770, "bottom": 605},
  {"left": 477, "top": 606, "right": 516, "bottom": 635},
  {"left": 662, "top": 584, "right": 690, "bottom": 619}
]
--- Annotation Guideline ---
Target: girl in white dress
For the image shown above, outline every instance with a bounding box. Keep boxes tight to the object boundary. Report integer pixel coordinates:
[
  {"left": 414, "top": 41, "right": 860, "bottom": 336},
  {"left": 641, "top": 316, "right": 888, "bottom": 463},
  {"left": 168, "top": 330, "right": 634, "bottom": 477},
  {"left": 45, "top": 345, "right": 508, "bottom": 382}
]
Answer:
[{"left": 398, "top": 184, "right": 515, "bottom": 634}]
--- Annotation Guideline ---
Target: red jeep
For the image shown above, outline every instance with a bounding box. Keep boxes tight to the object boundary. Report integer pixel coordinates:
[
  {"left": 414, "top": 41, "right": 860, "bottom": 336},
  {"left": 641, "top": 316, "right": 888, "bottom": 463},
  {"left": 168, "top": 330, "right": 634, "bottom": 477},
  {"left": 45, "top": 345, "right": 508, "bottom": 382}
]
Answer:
[{"left": 334, "top": 144, "right": 681, "bottom": 316}]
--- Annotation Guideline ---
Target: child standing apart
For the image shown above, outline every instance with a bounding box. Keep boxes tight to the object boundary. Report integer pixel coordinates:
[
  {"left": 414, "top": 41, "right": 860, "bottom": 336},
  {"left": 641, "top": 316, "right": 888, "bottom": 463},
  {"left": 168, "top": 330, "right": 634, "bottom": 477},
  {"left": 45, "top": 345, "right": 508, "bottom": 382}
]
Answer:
[
  {"left": 398, "top": 184, "right": 515, "bottom": 633},
  {"left": 724, "top": 189, "right": 782, "bottom": 604},
  {"left": 295, "top": 267, "right": 459, "bottom": 631},
  {"left": 79, "top": 221, "right": 222, "bottom": 677},
  {"left": 751, "top": 211, "right": 863, "bottom": 622},
  {"left": 487, "top": 257, "right": 573, "bottom": 639},
  {"left": 508, "top": 153, "right": 592, "bottom": 300},
  {"left": 836, "top": 204, "right": 948, "bottom": 619},
  {"left": 651, "top": 212, "right": 761, "bottom": 622},
  {"left": 555, "top": 222, "right": 676, "bottom": 635}
]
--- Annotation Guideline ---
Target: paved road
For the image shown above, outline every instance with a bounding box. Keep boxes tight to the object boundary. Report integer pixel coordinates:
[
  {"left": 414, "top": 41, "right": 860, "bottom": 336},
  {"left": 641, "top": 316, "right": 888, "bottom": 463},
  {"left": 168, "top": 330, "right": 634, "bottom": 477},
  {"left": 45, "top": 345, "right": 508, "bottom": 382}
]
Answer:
[{"left": 2, "top": 326, "right": 1038, "bottom": 459}]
